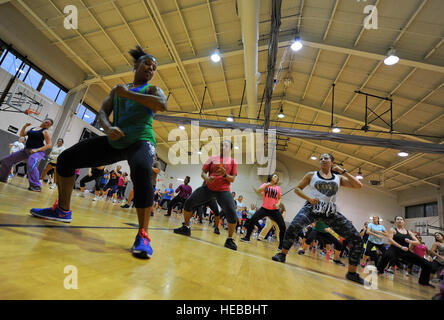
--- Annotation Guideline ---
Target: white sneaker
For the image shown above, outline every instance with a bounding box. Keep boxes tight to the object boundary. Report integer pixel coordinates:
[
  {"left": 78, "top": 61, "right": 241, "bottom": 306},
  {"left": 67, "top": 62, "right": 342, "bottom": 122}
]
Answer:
[
  {"left": 113, "top": 199, "right": 117, "bottom": 204},
  {"left": 49, "top": 184, "right": 56, "bottom": 190},
  {"left": 93, "top": 196, "right": 98, "bottom": 201}
]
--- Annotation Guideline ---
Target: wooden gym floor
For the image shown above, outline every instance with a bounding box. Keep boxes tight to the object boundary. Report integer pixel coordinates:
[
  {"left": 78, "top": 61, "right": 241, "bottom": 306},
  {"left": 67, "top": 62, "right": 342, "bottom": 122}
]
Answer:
[{"left": 0, "top": 177, "right": 438, "bottom": 300}]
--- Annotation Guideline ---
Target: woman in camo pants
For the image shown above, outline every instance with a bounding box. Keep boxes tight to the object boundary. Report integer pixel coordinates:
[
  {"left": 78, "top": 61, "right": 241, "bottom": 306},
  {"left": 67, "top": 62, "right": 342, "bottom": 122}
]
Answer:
[{"left": 271, "top": 153, "right": 366, "bottom": 285}]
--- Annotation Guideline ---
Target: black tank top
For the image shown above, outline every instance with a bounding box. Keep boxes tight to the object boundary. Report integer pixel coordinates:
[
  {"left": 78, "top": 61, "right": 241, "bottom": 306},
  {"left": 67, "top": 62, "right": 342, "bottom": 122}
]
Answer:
[
  {"left": 393, "top": 228, "right": 412, "bottom": 247},
  {"left": 25, "top": 128, "right": 45, "bottom": 149}
]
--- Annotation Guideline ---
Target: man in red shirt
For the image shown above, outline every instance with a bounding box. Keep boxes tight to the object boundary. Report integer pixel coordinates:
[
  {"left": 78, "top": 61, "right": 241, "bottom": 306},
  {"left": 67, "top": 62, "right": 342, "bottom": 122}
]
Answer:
[{"left": 174, "top": 140, "right": 238, "bottom": 250}]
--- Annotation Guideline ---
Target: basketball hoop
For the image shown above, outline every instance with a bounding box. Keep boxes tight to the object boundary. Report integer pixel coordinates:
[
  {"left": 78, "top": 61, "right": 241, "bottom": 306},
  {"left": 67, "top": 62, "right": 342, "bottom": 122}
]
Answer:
[{"left": 25, "top": 108, "right": 40, "bottom": 116}]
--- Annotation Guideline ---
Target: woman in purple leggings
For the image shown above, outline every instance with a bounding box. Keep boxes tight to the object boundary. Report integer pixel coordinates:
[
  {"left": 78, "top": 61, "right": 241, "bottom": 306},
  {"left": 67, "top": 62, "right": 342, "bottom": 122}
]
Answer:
[{"left": 0, "top": 119, "right": 53, "bottom": 191}]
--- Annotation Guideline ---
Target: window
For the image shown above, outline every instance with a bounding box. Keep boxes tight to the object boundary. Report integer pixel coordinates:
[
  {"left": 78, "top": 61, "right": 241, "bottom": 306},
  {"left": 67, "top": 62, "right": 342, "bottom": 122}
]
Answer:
[
  {"left": 76, "top": 103, "right": 97, "bottom": 125},
  {"left": 0, "top": 51, "right": 23, "bottom": 75},
  {"left": 56, "top": 89, "right": 67, "bottom": 106},
  {"left": 406, "top": 202, "right": 438, "bottom": 219},
  {"left": 83, "top": 108, "right": 96, "bottom": 125},
  {"left": 40, "top": 79, "right": 60, "bottom": 101},
  {"left": 23, "top": 68, "right": 42, "bottom": 90}
]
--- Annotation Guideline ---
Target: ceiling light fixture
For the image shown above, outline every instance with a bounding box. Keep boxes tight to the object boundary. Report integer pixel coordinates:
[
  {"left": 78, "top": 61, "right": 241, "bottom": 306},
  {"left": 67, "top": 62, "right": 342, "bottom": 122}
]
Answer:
[
  {"left": 332, "top": 127, "right": 341, "bottom": 133},
  {"left": 397, "top": 151, "right": 409, "bottom": 157},
  {"left": 226, "top": 114, "right": 234, "bottom": 122},
  {"left": 210, "top": 49, "right": 221, "bottom": 63},
  {"left": 179, "top": 125, "right": 185, "bottom": 130},
  {"left": 291, "top": 37, "right": 303, "bottom": 52},
  {"left": 356, "top": 168, "right": 363, "bottom": 180},
  {"left": 277, "top": 105, "right": 285, "bottom": 119},
  {"left": 310, "top": 155, "right": 317, "bottom": 160},
  {"left": 384, "top": 48, "right": 399, "bottom": 66}
]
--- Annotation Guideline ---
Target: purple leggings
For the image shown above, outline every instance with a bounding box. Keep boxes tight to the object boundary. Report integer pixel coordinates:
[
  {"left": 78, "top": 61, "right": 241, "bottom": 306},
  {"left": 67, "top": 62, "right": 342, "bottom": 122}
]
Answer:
[{"left": 0, "top": 149, "right": 45, "bottom": 187}]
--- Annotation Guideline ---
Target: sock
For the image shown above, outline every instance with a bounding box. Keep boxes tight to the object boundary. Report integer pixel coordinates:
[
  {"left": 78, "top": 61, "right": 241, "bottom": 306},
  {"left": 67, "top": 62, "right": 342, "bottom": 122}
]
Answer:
[{"left": 57, "top": 205, "right": 70, "bottom": 212}]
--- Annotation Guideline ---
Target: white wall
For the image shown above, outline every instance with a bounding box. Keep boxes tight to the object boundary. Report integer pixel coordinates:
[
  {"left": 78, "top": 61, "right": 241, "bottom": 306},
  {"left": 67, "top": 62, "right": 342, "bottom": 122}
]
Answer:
[
  {"left": 164, "top": 152, "right": 403, "bottom": 231},
  {"left": 397, "top": 184, "right": 444, "bottom": 248}
]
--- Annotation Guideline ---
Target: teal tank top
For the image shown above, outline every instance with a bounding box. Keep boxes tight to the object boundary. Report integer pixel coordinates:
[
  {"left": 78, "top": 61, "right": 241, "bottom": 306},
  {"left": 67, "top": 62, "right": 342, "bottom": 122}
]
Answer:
[{"left": 108, "top": 83, "right": 156, "bottom": 149}]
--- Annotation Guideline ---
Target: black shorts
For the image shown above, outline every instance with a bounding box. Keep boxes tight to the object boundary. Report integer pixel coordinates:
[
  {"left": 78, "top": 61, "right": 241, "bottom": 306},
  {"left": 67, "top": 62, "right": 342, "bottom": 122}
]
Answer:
[{"left": 183, "top": 185, "right": 236, "bottom": 224}]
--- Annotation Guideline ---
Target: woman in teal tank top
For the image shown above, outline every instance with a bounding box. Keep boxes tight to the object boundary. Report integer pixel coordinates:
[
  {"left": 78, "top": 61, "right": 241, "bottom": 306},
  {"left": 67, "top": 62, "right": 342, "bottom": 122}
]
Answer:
[{"left": 30, "top": 46, "right": 167, "bottom": 260}]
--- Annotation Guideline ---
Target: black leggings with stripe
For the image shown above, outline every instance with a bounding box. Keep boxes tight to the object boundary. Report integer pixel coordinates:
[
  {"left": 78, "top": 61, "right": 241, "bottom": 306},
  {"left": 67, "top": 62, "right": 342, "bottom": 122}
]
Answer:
[{"left": 57, "top": 136, "right": 155, "bottom": 208}]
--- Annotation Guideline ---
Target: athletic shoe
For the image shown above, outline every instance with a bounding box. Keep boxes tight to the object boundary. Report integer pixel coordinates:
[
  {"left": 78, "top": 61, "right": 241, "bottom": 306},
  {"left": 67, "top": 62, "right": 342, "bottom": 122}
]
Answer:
[
  {"left": 164, "top": 214, "right": 171, "bottom": 216},
  {"left": 28, "top": 186, "right": 42, "bottom": 192},
  {"left": 92, "top": 196, "right": 99, "bottom": 201},
  {"left": 121, "top": 204, "right": 130, "bottom": 208},
  {"left": 173, "top": 223, "right": 191, "bottom": 236},
  {"left": 360, "top": 262, "right": 366, "bottom": 268},
  {"left": 214, "top": 227, "right": 220, "bottom": 235},
  {"left": 333, "top": 259, "right": 346, "bottom": 266},
  {"left": 8, "top": 174, "right": 14, "bottom": 179},
  {"left": 131, "top": 229, "right": 153, "bottom": 259},
  {"left": 272, "top": 252, "right": 286, "bottom": 263},
  {"left": 257, "top": 237, "right": 263, "bottom": 241},
  {"left": 112, "top": 199, "right": 117, "bottom": 204},
  {"left": 345, "top": 272, "right": 365, "bottom": 285},
  {"left": 419, "top": 282, "right": 435, "bottom": 289},
  {"left": 49, "top": 184, "right": 56, "bottom": 190},
  {"left": 224, "top": 238, "right": 237, "bottom": 251},
  {"left": 30, "top": 206, "right": 72, "bottom": 223},
  {"left": 79, "top": 193, "right": 85, "bottom": 198},
  {"left": 240, "top": 236, "right": 250, "bottom": 243},
  {"left": 298, "top": 249, "right": 305, "bottom": 255}
]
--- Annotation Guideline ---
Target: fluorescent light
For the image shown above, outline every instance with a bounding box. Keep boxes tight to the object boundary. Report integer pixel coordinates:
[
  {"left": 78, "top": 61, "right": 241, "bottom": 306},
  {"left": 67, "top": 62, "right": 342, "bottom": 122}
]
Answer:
[
  {"left": 179, "top": 125, "right": 185, "bottom": 130},
  {"left": 226, "top": 115, "right": 234, "bottom": 122},
  {"left": 234, "top": 146, "right": 239, "bottom": 150},
  {"left": 398, "top": 151, "right": 409, "bottom": 157},
  {"left": 332, "top": 127, "right": 341, "bottom": 133},
  {"left": 291, "top": 39, "right": 303, "bottom": 52},
  {"left": 99, "top": 127, "right": 104, "bottom": 131},
  {"left": 198, "top": 151, "right": 202, "bottom": 155},
  {"left": 177, "top": 178, "right": 184, "bottom": 181},
  {"left": 84, "top": 114, "right": 90, "bottom": 119},
  {"left": 384, "top": 48, "right": 399, "bottom": 66},
  {"left": 210, "top": 49, "right": 221, "bottom": 63},
  {"left": 310, "top": 155, "right": 317, "bottom": 160}
]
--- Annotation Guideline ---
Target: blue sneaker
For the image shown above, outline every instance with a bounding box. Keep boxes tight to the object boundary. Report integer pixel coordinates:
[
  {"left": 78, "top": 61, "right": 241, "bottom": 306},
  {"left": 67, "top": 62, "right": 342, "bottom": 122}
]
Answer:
[
  {"left": 131, "top": 229, "right": 153, "bottom": 259},
  {"left": 30, "top": 204, "right": 72, "bottom": 223}
]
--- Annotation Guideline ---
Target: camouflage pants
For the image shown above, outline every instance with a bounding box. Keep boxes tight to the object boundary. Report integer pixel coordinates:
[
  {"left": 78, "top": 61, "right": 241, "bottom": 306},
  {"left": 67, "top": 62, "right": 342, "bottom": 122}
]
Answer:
[{"left": 282, "top": 203, "right": 364, "bottom": 266}]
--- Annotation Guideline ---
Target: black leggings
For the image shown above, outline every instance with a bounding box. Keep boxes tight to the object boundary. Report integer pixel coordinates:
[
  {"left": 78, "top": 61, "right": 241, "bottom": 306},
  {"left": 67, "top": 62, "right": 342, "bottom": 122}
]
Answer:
[
  {"left": 167, "top": 195, "right": 187, "bottom": 215},
  {"left": 57, "top": 136, "right": 155, "bottom": 208},
  {"left": 245, "top": 207, "right": 286, "bottom": 249},
  {"left": 282, "top": 203, "right": 364, "bottom": 266},
  {"left": 364, "top": 241, "right": 386, "bottom": 257},
  {"left": 305, "top": 229, "right": 343, "bottom": 251},
  {"left": 183, "top": 185, "right": 236, "bottom": 224},
  {"left": 79, "top": 171, "right": 104, "bottom": 191},
  {"left": 377, "top": 246, "right": 432, "bottom": 285}
]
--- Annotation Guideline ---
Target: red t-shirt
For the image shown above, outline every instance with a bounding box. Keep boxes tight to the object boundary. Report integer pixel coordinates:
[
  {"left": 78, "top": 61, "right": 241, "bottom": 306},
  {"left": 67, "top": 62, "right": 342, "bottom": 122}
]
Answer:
[
  {"left": 202, "top": 155, "right": 237, "bottom": 192},
  {"left": 261, "top": 183, "right": 281, "bottom": 210}
]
